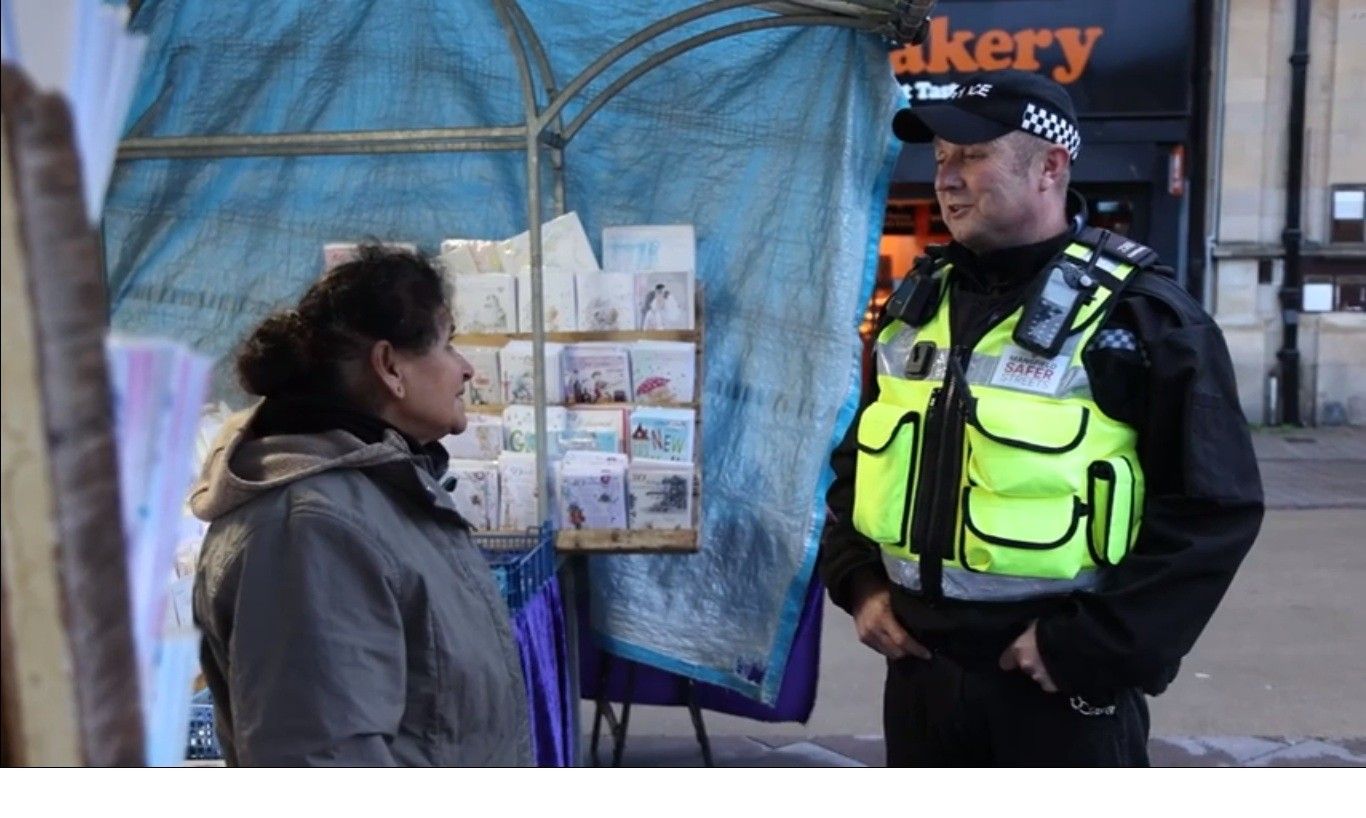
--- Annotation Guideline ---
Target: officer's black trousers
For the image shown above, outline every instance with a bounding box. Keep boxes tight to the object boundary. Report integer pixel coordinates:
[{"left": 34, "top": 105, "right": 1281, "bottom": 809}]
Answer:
[{"left": 883, "top": 653, "right": 1150, "bottom": 767}]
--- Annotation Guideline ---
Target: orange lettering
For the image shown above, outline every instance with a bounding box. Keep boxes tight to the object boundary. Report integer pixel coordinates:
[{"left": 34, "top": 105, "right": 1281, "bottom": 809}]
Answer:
[
  {"left": 927, "top": 16, "right": 976, "bottom": 73},
  {"left": 1012, "top": 29, "right": 1054, "bottom": 72},
  {"left": 1053, "top": 26, "right": 1103, "bottom": 83},
  {"left": 890, "top": 43, "right": 926, "bottom": 74},
  {"left": 974, "top": 29, "right": 1014, "bottom": 71},
  {"left": 886, "top": 20, "right": 1104, "bottom": 85}
]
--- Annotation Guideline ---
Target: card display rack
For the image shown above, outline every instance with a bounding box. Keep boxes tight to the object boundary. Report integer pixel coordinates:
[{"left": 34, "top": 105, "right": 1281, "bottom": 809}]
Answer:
[{"left": 453, "top": 289, "right": 704, "bottom": 554}]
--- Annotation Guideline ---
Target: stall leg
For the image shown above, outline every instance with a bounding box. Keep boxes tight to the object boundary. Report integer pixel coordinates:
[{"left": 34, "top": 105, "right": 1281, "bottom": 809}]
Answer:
[
  {"left": 590, "top": 655, "right": 636, "bottom": 767},
  {"left": 590, "top": 654, "right": 609, "bottom": 766},
  {"left": 685, "top": 681, "right": 714, "bottom": 767},
  {"left": 610, "top": 664, "right": 635, "bottom": 767},
  {"left": 561, "top": 557, "right": 583, "bottom": 766}
]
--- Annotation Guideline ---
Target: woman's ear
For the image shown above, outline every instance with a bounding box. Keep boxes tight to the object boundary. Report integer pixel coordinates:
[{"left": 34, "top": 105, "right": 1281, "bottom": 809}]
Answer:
[{"left": 369, "top": 339, "right": 406, "bottom": 400}]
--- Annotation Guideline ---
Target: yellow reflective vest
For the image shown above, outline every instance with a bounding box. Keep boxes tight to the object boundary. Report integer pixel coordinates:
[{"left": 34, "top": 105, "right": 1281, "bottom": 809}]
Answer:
[{"left": 851, "top": 239, "right": 1146, "bottom": 602}]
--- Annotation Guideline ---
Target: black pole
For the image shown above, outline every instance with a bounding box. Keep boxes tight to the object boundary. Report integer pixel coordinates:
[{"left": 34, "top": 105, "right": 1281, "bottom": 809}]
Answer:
[
  {"left": 1187, "top": 0, "right": 1215, "bottom": 302},
  {"left": 1278, "top": 0, "right": 1311, "bottom": 426}
]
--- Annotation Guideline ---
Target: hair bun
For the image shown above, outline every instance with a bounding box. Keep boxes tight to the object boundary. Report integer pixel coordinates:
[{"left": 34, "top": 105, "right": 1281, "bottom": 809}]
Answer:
[{"left": 235, "top": 310, "right": 313, "bottom": 398}]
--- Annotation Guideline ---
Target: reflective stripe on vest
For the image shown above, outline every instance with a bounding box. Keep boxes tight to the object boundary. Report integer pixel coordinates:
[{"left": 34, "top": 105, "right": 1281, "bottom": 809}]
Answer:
[
  {"left": 878, "top": 327, "right": 1095, "bottom": 401},
  {"left": 881, "top": 551, "right": 1100, "bottom": 602},
  {"left": 852, "top": 241, "right": 1147, "bottom": 602}
]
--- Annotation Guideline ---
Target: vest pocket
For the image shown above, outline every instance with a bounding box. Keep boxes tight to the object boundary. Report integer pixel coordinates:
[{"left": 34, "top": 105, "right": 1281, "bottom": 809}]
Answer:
[
  {"left": 959, "top": 487, "right": 1088, "bottom": 578},
  {"left": 852, "top": 402, "right": 921, "bottom": 545},
  {"left": 1087, "top": 456, "right": 1137, "bottom": 565},
  {"left": 966, "top": 396, "right": 1090, "bottom": 496}
]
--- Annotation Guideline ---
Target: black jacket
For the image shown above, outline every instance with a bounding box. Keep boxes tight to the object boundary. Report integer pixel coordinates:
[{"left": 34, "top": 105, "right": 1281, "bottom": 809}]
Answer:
[{"left": 819, "top": 230, "right": 1265, "bottom": 698}]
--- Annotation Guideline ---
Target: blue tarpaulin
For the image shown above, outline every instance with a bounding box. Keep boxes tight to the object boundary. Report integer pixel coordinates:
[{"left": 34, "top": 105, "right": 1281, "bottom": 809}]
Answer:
[{"left": 104, "top": 0, "right": 901, "bottom": 704}]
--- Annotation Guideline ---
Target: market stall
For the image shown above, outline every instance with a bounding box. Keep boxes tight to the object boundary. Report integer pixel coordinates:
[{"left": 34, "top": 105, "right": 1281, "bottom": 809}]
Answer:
[{"left": 3, "top": 0, "right": 933, "bottom": 766}]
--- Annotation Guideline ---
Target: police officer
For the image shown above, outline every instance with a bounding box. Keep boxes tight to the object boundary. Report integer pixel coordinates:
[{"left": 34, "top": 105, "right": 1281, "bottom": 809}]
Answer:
[{"left": 820, "top": 70, "right": 1264, "bottom": 766}]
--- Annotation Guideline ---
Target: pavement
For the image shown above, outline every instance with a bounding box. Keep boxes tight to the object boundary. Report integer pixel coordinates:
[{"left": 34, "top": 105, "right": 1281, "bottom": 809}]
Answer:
[
  {"left": 1252, "top": 426, "right": 1366, "bottom": 509},
  {"left": 585, "top": 425, "right": 1366, "bottom": 767},
  {"left": 587, "top": 735, "right": 1366, "bottom": 768}
]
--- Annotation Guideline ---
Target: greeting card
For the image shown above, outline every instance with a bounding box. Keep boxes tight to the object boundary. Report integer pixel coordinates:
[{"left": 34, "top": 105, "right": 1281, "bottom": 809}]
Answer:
[
  {"left": 452, "top": 273, "right": 517, "bottom": 333},
  {"left": 630, "top": 341, "right": 696, "bottom": 405},
  {"left": 444, "top": 459, "right": 500, "bottom": 530},
  {"left": 629, "top": 407, "right": 695, "bottom": 463},
  {"left": 628, "top": 459, "right": 694, "bottom": 530},
  {"left": 562, "top": 344, "right": 631, "bottom": 405}
]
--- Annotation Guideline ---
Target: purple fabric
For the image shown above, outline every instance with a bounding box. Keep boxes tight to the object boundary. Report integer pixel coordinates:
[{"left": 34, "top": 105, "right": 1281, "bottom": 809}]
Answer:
[
  {"left": 513, "top": 578, "right": 574, "bottom": 767},
  {"left": 579, "top": 577, "right": 824, "bottom": 722},
  {"left": 510, "top": 574, "right": 822, "bottom": 767}
]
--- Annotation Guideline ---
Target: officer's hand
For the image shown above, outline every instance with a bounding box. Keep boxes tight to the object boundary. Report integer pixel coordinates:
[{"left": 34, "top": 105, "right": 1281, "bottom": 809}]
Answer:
[
  {"left": 999, "top": 620, "right": 1059, "bottom": 692},
  {"left": 851, "top": 576, "right": 931, "bottom": 661}
]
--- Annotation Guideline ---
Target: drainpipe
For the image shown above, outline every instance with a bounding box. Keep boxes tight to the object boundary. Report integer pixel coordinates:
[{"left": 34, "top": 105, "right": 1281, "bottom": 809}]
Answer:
[
  {"left": 1202, "top": 0, "right": 1230, "bottom": 314},
  {"left": 1277, "top": 0, "right": 1311, "bottom": 426}
]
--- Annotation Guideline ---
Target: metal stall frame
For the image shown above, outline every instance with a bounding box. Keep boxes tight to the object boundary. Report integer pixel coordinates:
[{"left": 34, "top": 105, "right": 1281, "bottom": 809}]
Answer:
[{"left": 115, "top": 0, "right": 935, "bottom": 765}]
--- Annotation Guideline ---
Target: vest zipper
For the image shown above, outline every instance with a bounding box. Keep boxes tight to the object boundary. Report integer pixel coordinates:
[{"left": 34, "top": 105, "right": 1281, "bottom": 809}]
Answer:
[{"left": 909, "top": 344, "right": 971, "bottom": 600}]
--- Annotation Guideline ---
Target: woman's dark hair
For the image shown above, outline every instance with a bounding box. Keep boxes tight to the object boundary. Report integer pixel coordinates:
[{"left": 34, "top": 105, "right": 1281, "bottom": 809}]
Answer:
[{"left": 236, "top": 245, "right": 449, "bottom": 400}]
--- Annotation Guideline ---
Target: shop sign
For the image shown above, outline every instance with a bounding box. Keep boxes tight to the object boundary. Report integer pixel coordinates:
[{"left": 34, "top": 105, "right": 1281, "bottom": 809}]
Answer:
[{"left": 889, "top": 0, "right": 1195, "bottom": 118}]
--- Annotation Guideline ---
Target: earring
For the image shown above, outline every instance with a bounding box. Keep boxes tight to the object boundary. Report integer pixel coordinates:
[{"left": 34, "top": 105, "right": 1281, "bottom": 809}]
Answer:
[{"left": 397, "top": 385, "right": 406, "bottom": 399}]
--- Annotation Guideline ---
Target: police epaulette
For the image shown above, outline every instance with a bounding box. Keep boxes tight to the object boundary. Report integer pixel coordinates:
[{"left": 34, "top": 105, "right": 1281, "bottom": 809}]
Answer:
[{"left": 1074, "top": 226, "right": 1160, "bottom": 272}]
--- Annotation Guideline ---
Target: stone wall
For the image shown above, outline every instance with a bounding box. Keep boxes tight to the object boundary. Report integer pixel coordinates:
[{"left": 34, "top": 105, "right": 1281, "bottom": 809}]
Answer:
[{"left": 1211, "top": 0, "right": 1366, "bottom": 425}]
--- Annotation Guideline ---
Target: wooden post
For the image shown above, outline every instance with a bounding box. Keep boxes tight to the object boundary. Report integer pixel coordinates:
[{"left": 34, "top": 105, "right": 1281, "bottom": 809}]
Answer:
[
  {"left": 1, "top": 106, "right": 85, "bottom": 769},
  {"left": 2, "top": 65, "right": 145, "bottom": 766}
]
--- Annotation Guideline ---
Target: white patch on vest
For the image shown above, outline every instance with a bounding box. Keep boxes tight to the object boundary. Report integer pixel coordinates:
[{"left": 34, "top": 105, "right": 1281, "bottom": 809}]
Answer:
[
  {"left": 990, "top": 345, "right": 1069, "bottom": 395},
  {"left": 928, "top": 349, "right": 948, "bottom": 381}
]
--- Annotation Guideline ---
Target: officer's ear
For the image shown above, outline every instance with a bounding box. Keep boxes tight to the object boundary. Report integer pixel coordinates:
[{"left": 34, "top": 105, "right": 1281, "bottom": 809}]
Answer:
[{"left": 1038, "top": 145, "right": 1071, "bottom": 193}]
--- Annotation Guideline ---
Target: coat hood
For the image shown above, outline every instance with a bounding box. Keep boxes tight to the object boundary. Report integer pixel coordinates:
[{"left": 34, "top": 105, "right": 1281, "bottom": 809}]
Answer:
[{"left": 189, "top": 403, "right": 414, "bottom": 522}]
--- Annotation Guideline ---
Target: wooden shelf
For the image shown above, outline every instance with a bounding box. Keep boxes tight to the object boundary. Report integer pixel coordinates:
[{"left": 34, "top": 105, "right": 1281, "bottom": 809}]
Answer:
[
  {"left": 453, "top": 329, "right": 698, "bottom": 345},
  {"left": 465, "top": 401, "right": 699, "bottom": 414},
  {"left": 555, "top": 528, "right": 698, "bottom": 554}
]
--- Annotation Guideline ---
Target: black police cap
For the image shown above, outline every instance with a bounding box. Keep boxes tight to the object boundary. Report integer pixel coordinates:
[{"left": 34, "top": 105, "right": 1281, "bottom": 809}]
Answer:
[{"left": 892, "top": 69, "right": 1082, "bottom": 160}]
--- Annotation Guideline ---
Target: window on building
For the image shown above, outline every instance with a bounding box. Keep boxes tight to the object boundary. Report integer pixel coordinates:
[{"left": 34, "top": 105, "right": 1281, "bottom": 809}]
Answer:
[
  {"left": 1330, "top": 185, "right": 1365, "bottom": 243},
  {"left": 1338, "top": 276, "right": 1366, "bottom": 312},
  {"left": 1302, "top": 258, "right": 1366, "bottom": 312}
]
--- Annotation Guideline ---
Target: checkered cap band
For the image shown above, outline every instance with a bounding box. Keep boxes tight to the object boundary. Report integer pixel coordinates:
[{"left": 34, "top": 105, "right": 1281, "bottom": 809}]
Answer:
[{"left": 1021, "top": 102, "right": 1081, "bottom": 160}]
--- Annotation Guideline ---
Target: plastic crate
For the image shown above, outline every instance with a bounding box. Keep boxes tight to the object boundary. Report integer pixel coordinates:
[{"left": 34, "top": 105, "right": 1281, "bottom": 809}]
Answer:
[{"left": 474, "top": 525, "right": 556, "bottom": 615}]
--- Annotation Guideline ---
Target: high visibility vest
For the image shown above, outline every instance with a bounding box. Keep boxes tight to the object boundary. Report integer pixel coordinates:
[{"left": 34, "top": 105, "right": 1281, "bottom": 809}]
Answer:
[{"left": 851, "top": 239, "right": 1147, "bottom": 602}]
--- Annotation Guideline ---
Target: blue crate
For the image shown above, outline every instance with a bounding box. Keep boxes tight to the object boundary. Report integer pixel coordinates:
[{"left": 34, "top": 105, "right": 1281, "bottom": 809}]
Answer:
[
  {"left": 186, "top": 687, "right": 223, "bottom": 761},
  {"left": 475, "top": 524, "right": 556, "bottom": 615}
]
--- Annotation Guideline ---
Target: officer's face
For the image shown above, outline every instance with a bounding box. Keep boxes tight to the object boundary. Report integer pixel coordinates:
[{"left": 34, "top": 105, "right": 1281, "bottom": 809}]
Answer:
[{"left": 932, "top": 135, "right": 1039, "bottom": 254}]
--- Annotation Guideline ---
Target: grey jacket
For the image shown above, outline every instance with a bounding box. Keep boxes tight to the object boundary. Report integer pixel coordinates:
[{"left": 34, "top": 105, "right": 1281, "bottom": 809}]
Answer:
[{"left": 190, "top": 406, "right": 532, "bottom": 766}]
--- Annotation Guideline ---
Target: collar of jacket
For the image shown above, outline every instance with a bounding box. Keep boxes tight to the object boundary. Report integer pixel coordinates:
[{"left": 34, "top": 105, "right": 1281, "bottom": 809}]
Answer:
[
  {"left": 251, "top": 395, "right": 450, "bottom": 479},
  {"left": 363, "top": 430, "right": 468, "bottom": 528},
  {"left": 192, "top": 402, "right": 458, "bottom": 525},
  {"left": 943, "top": 229, "right": 1074, "bottom": 296}
]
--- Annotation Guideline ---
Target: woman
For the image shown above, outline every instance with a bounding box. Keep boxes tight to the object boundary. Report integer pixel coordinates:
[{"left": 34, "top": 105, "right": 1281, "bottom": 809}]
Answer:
[{"left": 190, "top": 246, "right": 531, "bottom": 766}]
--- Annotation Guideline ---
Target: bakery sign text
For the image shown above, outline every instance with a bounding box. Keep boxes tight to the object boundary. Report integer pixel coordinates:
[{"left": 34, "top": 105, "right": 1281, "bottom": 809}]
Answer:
[{"left": 891, "top": 16, "right": 1105, "bottom": 102}]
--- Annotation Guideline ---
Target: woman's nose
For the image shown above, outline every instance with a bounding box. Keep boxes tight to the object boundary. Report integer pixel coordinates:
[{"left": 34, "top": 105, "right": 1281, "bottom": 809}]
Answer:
[{"left": 456, "top": 353, "right": 474, "bottom": 381}]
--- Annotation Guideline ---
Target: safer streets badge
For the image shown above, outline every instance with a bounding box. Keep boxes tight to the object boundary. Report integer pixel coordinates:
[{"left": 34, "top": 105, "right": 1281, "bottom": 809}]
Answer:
[{"left": 990, "top": 344, "right": 1069, "bottom": 396}]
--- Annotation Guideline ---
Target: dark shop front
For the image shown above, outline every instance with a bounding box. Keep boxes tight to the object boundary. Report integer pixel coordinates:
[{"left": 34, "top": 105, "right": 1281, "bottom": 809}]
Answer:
[{"left": 875, "top": 0, "right": 1205, "bottom": 308}]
